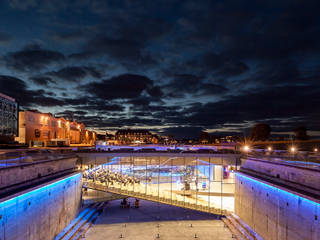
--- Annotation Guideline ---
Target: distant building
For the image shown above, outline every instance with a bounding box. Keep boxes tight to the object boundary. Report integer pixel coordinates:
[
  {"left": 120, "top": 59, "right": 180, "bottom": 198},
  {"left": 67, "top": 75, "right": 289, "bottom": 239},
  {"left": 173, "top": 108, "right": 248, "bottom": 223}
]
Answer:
[
  {"left": 0, "top": 93, "right": 18, "bottom": 143},
  {"left": 115, "top": 129, "right": 158, "bottom": 144},
  {"left": 105, "top": 133, "right": 118, "bottom": 145},
  {"left": 96, "top": 134, "right": 106, "bottom": 141},
  {"left": 15, "top": 110, "right": 96, "bottom": 147}
]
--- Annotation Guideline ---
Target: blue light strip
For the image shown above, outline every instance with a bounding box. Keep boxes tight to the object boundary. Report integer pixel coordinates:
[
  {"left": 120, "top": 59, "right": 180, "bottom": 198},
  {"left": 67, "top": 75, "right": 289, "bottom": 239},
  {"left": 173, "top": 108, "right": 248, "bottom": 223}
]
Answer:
[
  {"left": 235, "top": 172, "right": 320, "bottom": 207},
  {"left": 0, "top": 173, "right": 81, "bottom": 207}
]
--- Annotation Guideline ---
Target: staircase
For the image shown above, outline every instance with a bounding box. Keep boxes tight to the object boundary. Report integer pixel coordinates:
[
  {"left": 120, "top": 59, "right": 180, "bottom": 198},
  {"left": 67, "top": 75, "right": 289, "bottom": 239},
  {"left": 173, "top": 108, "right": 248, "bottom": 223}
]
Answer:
[
  {"left": 222, "top": 213, "right": 263, "bottom": 240},
  {"left": 54, "top": 202, "right": 105, "bottom": 240}
]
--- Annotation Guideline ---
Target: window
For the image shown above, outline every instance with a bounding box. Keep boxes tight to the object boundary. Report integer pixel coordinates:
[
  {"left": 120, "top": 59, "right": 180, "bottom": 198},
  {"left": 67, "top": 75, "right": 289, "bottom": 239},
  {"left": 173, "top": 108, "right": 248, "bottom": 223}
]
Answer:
[{"left": 35, "top": 129, "right": 40, "bottom": 138}]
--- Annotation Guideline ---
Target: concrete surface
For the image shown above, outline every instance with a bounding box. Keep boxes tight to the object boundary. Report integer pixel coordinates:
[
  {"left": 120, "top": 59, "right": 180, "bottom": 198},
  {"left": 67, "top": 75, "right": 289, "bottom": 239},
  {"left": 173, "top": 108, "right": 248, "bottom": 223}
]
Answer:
[
  {"left": 0, "top": 156, "right": 77, "bottom": 195},
  {"left": 235, "top": 173, "right": 320, "bottom": 240},
  {"left": 0, "top": 172, "right": 82, "bottom": 240},
  {"left": 241, "top": 157, "right": 320, "bottom": 194},
  {"left": 85, "top": 199, "right": 233, "bottom": 240}
]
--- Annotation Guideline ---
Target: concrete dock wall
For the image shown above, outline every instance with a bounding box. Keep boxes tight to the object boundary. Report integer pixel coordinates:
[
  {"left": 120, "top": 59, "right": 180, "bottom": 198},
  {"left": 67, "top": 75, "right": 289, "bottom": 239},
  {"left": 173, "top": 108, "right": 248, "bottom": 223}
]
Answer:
[
  {"left": 235, "top": 173, "right": 320, "bottom": 240},
  {"left": 0, "top": 156, "right": 78, "bottom": 191},
  {"left": 241, "top": 158, "right": 320, "bottom": 192},
  {"left": 0, "top": 172, "right": 82, "bottom": 240}
]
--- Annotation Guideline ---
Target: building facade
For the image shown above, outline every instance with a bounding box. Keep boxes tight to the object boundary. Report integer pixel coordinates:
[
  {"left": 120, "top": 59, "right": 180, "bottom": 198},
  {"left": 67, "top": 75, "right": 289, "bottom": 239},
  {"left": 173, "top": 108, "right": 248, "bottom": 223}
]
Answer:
[
  {"left": 115, "top": 129, "right": 158, "bottom": 144},
  {"left": 16, "top": 110, "right": 95, "bottom": 147},
  {"left": 0, "top": 93, "right": 18, "bottom": 143}
]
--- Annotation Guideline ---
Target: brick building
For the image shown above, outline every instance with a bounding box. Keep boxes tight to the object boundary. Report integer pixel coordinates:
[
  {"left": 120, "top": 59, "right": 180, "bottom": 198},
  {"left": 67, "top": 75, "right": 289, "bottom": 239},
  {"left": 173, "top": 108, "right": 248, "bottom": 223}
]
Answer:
[{"left": 15, "top": 110, "right": 95, "bottom": 147}]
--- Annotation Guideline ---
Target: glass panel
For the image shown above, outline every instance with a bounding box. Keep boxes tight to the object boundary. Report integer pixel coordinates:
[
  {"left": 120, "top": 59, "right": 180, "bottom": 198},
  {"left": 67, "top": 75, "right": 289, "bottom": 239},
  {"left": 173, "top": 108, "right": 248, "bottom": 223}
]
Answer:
[{"left": 82, "top": 154, "right": 236, "bottom": 215}]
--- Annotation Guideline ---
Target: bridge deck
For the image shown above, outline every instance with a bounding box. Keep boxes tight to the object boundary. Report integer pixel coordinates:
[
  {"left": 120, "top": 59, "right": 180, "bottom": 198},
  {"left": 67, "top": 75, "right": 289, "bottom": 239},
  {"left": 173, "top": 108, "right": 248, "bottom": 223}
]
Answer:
[{"left": 83, "top": 180, "right": 228, "bottom": 216}]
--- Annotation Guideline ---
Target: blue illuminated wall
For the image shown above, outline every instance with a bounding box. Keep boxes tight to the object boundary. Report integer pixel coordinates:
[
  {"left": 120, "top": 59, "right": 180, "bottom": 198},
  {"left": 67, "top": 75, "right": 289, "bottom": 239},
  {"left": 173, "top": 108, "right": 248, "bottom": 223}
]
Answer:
[
  {"left": 0, "top": 173, "right": 82, "bottom": 240},
  {"left": 235, "top": 173, "right": 320, "bottom": 240}
]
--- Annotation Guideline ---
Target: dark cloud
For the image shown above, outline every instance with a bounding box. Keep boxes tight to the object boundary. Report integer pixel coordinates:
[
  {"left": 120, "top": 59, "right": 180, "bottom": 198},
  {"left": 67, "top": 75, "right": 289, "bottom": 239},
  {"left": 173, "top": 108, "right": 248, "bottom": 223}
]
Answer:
[
  {"left": 0, "top": 75, "right": 64, "bottom": 107},
  {"left": 51, "top": 31, "right": 86, "bottom": 43},
  {"left": 2, "top": 0, "right": 320, "bottom": 138},
  {"left": 4, "top": 47, "right": 65, "bottom": 72},
  {"left": 82, "top": 74, "right": 162, "bottom": 100},
  {"left": 164, "top": 74, "right": 228, "bottom": 98},
  {"left": 48, "top": 66, "right": 101, "bottom": 82},
  {"left": 74, "top": 103, "right": 125, "bottom": 112},
  {"left": 183, "top": 85, "right": 320, "bottom": 128},
  {"left": 55, "top": 110, "right": 88, "bottom": 120},
  {"left": 29, "top": 76, "right": 56, "bottom": 86}
]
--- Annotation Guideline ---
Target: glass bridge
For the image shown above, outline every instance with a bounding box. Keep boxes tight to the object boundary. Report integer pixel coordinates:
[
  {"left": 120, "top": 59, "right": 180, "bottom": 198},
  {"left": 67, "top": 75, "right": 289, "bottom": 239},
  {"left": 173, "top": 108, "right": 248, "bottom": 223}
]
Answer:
[{"left": 82, "top": 156, "right": 238, "bottom": 215}]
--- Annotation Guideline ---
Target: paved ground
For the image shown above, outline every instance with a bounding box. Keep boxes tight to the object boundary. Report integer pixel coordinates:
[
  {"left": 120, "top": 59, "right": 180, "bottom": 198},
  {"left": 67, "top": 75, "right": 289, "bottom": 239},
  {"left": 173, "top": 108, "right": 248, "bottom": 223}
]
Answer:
[{"left": 85, "top": 198, "right": 233, "bottom": 240}]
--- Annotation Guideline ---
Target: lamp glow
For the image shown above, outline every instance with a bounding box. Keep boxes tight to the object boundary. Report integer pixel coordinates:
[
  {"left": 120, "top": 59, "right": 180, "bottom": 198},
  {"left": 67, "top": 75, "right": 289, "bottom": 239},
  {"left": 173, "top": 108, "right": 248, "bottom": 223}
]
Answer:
[
  {"left": 267, "top": 146, "right": 272, "bottom": 151},
  {"left": 290, "top": 147, "right": 296, "bottom": 153},
  {"left": 243, "top": 145, "right": 250, "bottom": 152}
]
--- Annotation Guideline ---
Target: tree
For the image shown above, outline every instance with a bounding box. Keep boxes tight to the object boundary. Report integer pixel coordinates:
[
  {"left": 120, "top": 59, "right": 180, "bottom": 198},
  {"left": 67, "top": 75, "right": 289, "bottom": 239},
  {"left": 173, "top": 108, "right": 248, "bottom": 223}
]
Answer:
[
  {"left": 250, "top": 123, "right": 271, "bottom": 141},
  {"left": 294, "top": 126, "right": 308, "bottom": 140}
]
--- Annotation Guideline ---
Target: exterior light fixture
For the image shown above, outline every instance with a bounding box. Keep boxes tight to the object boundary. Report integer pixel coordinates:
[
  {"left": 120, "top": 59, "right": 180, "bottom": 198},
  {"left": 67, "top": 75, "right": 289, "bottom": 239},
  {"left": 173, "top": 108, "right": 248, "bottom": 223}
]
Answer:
[
  {"left": 314, "top": 148, "right": 318, "bottom": 152},
  {"left": 267, "top": 146, "right": 272, "bottom": 151},
  {"left": 243, "top": 145, "right": 250, "bottom": 152},
  {"left": 290, "top": 147, "right": 296, "bottom": 153}
]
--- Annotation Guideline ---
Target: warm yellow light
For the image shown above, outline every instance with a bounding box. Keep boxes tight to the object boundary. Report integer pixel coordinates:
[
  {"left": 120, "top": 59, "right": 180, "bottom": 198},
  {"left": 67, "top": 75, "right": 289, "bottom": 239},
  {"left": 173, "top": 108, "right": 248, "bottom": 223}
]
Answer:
[
  {"left": 267, "top": 146, "right": 272, "bottom": 151},
  {"left": 243, "top": 145, "right": 250, "bottom": 152},
  {"left": 314, "top": 148, "right": 318, "bottom": 152},
  {"left": 290, "top": 147, "right": 296, "bottom": 153},
  {"left": 77, "top": 124, "right": 80, "bottom": 129}
]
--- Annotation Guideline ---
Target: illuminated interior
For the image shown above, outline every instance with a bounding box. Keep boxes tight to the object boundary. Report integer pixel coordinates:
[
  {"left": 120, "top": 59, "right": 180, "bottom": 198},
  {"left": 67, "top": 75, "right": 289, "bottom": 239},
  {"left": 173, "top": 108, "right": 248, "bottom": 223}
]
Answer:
[{"left": 83, "top": 157, "right": 238, "bottom": 213}]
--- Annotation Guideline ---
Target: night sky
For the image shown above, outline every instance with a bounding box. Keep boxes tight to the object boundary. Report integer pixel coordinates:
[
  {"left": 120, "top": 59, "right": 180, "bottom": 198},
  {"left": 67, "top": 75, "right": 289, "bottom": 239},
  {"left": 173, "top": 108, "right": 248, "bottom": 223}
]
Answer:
[{"left": 0, "top": 0, "right": 320, "bottom": 139}]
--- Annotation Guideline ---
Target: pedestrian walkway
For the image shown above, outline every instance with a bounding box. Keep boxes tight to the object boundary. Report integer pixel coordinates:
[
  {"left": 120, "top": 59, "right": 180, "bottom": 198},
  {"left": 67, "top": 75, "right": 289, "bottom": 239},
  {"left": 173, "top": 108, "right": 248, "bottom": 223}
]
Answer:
[{"left": 84, "top": 180, "right": 229, "bottom": 215}]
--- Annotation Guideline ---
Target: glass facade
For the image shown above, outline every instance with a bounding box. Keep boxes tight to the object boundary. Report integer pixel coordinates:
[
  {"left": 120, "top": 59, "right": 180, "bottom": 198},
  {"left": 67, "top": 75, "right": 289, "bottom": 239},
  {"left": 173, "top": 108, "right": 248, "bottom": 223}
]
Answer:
[
  {"left": 83, "top": 156, "right": 238, "bottom": 215},
  {"left": 0, "top": 93, "right": 18, "bottom": 142}
]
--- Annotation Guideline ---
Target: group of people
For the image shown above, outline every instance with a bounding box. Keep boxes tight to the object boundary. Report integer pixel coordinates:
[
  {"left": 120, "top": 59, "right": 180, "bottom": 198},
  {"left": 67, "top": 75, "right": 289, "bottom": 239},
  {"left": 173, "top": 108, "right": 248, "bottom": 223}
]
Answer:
[
  {"left": 120, "top": 198, "right": 140, "bottom": 208},
  {"left": 83, "top": 167, "right": 141, "bottom": 187}
]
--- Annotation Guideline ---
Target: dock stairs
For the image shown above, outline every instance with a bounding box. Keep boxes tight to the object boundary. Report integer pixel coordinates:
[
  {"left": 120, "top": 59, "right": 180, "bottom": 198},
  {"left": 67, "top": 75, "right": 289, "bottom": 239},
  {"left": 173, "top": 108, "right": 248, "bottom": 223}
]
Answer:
[
  {"left": 54, "top": 202, "right": 105, "bottom": 240},
  {"left": 222, "top": 213, "right": 263, "bottom": 240}
]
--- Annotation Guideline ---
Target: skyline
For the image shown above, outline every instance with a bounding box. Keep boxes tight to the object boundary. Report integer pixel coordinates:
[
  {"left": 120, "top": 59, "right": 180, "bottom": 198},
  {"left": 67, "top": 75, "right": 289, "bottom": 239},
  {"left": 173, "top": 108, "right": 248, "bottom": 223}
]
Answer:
[{"left": 0, "top": 1, "right": 320, "bottom": 139}]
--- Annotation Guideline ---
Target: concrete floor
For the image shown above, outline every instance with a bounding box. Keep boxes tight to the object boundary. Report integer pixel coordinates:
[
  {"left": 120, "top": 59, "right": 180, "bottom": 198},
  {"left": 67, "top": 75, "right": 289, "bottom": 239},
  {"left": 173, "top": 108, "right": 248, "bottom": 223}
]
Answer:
[{"left": 85, "top": 199, "right": 233, "bottom": 240}]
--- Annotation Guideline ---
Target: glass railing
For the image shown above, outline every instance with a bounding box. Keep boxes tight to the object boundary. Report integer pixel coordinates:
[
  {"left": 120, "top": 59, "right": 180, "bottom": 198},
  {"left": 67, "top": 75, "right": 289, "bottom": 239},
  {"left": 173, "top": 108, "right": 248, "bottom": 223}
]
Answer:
[{"left": 82, "top": 156, "right": 238, "bottom": 215}]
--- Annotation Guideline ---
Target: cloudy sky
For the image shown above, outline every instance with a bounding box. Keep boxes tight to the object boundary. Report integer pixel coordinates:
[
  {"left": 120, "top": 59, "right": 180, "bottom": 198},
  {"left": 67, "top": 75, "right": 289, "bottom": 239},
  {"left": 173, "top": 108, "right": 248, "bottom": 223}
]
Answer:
[{"left": 0, "top": 0, "right": 319, "bottom": 139}]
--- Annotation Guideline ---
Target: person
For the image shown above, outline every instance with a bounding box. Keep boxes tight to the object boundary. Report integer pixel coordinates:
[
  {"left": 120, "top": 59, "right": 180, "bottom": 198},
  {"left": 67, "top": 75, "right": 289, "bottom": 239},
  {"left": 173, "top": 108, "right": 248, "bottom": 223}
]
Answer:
[
  {"left": 120, "top": 198, "right": 127, "bottom": 208},
  {"left": 134, "top": 198, "right": 140, "bottom": 208}
]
